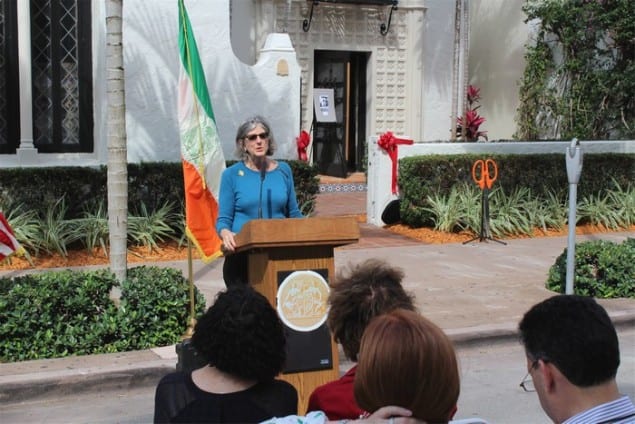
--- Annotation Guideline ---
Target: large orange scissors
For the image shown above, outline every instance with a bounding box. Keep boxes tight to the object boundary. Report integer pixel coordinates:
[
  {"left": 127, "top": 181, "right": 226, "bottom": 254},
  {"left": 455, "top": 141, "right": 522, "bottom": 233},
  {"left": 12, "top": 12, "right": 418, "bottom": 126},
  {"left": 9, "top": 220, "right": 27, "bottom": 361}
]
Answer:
[{"left": 472, "top": 158, "right": 498, "bottom": 190}]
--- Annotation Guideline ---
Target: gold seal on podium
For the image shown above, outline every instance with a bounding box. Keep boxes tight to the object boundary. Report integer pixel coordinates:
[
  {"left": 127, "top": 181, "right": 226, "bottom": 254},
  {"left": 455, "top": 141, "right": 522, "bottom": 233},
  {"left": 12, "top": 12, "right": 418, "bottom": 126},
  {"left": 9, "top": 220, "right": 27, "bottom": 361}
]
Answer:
[{"left": 276, "top": 270, "right": 329, "bottom": 332}]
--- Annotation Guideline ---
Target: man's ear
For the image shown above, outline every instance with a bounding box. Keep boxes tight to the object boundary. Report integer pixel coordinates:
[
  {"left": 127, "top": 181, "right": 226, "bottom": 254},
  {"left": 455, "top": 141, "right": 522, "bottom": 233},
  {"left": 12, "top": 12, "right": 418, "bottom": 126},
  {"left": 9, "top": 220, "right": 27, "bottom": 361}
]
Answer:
[{"left": 540, "top": 360, "right": 560, "bottom": 393}]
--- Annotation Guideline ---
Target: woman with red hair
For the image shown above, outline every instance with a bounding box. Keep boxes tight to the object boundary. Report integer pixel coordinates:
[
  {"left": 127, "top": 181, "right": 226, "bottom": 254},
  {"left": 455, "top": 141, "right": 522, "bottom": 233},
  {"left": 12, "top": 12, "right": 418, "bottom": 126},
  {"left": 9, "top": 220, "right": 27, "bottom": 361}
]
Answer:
[
  {"left": 355, "top": 309, "right": 460, "bottom": 423},
  {"left": 263, "top": 309, "right": 465, "bottom": 424}
]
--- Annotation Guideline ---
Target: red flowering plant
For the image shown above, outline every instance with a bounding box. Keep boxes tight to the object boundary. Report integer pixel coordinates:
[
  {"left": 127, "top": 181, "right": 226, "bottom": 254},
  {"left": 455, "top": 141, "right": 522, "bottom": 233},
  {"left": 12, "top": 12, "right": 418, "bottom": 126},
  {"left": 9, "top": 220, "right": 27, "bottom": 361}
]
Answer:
[
  {"left": 296, "top": 130, "right": 310, "bottom": 161},
  {"left": 456, "top": 85, "right": 488, "bottom": 142}
]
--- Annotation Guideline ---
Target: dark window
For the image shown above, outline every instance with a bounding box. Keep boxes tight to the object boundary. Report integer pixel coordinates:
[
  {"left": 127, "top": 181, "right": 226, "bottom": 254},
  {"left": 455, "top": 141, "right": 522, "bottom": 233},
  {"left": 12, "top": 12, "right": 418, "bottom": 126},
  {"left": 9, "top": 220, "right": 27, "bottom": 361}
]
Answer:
[
  {"left": 30, "top": 0, "right": 93, "bottom": 153},
  {"left": 0, "top": 0, "right": 19, "bottom": 153}
]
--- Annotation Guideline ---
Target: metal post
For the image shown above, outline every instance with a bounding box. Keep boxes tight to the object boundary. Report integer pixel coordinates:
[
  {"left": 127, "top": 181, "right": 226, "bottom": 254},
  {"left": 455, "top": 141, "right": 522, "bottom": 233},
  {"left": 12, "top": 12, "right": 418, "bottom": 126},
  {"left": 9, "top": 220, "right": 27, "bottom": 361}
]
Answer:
[
  {"left": 175, "top": 236, "right": 206, "bottom": 372},
  {"left": 184, "top": 236, "right": 195, "bottom": 338},
  {"left": 565, "top": 138, "right": 583, "bottom": 295}
]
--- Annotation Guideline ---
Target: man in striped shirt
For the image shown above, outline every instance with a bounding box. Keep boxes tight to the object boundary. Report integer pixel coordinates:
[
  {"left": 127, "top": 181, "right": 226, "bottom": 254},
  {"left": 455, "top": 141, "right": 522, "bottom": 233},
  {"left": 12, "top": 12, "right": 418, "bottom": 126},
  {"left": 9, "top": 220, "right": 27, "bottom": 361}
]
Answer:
[{"left": 519, "top": 295, "right": 635, "bottom": 424}]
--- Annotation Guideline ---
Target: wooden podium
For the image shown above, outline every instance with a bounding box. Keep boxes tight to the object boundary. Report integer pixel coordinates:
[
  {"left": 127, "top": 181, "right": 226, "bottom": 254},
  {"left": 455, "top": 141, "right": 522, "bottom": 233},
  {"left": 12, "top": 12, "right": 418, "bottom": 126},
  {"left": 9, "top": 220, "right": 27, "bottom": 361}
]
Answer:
[{"left": 234, "top": 216, "right": 359, "bottom": 413}]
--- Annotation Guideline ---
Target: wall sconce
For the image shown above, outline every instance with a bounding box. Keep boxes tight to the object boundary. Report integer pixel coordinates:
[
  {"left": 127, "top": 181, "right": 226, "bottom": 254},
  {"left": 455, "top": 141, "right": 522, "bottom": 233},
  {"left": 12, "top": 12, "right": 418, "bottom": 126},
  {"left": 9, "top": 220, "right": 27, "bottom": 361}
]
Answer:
[
  {"left": 302, "top": 1, "right": 319, "bottom": 32},
  {"left": 302, "top": 0, "right": 398, "bottom": 36}
]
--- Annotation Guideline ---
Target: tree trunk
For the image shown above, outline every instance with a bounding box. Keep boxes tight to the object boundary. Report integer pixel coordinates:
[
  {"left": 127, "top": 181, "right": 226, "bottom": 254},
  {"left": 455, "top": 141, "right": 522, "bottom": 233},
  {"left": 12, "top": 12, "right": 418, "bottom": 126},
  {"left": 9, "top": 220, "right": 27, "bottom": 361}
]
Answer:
[{"left": 106, "top": 0, "right": 127, "bottom": 297}]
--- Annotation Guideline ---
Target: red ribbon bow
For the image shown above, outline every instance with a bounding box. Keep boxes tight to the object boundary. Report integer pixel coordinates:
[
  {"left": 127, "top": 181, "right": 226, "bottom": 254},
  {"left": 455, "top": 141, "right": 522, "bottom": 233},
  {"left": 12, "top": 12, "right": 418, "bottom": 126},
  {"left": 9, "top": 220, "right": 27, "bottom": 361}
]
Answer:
[
  {"left": 296, "top": 130, "right": 310, "bottom": 162},
  {"left": 378, "top": 131, "right": 413, "bottom": 194}
]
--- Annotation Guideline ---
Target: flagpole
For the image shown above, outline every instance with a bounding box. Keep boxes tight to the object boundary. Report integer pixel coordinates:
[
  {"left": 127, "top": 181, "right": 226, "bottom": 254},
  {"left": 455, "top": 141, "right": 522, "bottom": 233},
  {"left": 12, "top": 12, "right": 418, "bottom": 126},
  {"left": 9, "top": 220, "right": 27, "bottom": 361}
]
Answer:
[
  {"left": 183, "top": 235, "right": 196, "bottom": 339},
  {"left": 176, "top": 0, "right": 224, "bottom": 373}
]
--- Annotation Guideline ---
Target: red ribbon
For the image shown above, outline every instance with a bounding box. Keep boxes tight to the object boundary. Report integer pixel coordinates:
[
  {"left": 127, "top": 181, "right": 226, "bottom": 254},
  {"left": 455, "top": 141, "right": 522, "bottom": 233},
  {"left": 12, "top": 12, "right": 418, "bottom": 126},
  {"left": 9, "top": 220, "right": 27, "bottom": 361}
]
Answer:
[
  {"left": 296, "top": 130, "right": 310, "bottom": 162},
  {"left": 378, "top": 131, "right": 413, "bottom": 194}
]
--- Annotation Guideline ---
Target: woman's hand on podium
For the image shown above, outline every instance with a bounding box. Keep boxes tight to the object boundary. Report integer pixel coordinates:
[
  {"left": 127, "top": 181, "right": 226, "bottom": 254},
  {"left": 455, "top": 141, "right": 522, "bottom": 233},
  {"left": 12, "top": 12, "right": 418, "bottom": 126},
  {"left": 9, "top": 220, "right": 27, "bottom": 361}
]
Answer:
[{"left": 220, "top": 229, "right": 237, "bottom": 253}]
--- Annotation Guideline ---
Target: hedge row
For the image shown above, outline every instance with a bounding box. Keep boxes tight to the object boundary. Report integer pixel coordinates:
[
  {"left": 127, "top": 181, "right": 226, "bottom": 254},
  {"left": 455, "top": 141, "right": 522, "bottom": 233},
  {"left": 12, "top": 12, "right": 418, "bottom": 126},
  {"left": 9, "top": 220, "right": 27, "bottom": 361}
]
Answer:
[
  {"left": 0, "top": 160, "right": 320, "bottom": 220},
  {"left": 0, "top": 266, "right": 205, "bottom": 362},
  {"left": 399, "top": 153, "right": 634, "bottom": 227}
]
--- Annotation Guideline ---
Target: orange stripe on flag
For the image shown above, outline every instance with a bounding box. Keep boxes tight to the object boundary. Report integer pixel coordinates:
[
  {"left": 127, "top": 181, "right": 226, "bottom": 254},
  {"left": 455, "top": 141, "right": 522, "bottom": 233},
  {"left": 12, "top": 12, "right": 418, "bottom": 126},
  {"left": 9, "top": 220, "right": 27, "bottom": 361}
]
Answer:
[{"left": 183, "top": 160, "right": 222, "bottom": 262}]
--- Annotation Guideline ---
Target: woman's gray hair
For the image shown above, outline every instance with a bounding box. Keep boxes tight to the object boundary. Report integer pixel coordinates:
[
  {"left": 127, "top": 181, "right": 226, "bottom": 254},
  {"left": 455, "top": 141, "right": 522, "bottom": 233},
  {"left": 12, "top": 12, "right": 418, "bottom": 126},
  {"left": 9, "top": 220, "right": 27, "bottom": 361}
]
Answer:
[{"left": 234, "top": 115, "right": 276, "bottom": 159}]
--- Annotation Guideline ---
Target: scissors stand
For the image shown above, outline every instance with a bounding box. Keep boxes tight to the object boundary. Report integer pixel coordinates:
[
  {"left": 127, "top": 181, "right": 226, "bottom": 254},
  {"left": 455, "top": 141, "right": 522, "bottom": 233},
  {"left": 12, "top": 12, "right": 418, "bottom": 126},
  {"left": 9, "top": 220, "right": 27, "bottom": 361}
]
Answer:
[{"left": 463, "top": 188, "right": 506, "bottom": 245}]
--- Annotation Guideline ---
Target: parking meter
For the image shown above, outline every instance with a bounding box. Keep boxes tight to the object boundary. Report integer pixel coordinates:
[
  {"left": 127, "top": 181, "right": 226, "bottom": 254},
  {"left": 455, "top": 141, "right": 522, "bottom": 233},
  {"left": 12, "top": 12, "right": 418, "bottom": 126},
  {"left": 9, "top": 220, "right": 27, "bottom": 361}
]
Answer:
[
  {"left": 566, "top": 138, "right": 583, "bottom": 184},
  {"left": 565, "top": 138, "right": 583, "bottom": 295}
]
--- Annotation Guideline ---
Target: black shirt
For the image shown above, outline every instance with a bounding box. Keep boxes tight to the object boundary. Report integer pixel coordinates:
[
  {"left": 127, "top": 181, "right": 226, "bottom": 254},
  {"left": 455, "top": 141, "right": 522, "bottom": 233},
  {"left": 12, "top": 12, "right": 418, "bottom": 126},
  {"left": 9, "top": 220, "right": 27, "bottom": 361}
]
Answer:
[{"left": 154, "top": 371, "right": 298, "bottom": 423}]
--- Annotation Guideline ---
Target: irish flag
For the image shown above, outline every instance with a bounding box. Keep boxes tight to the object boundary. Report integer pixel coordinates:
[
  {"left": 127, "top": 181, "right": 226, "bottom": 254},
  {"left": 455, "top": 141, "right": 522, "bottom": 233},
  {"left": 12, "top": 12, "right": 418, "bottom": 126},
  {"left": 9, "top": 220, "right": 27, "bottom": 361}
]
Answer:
[{"left": 178, "top": 0, "right": 225, "bottom": 262}]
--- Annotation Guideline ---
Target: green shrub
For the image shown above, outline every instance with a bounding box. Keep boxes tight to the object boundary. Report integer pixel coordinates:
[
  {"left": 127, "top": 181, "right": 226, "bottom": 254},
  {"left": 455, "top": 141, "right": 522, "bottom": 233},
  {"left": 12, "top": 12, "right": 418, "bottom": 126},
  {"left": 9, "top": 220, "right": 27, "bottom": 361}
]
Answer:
[
  {"left": 0, "top": 161, "right": 318, "bottom": 223},
  {"left": 422, "top": 182, "right": 476, "bottom": 232},
  {"left": 0, "top": 266, "right": 205, "bottom": 362},
  {"left": 0, "top": 166, "right": 107, "bottom": 220},
  {"left": 516, "top": 0, "right": 635, "bottom": 140},
  {"left": 288, "top": 160, "right": 320, "bottom": 216},
  {"left": 74, "top": 200, "right": 109, "bottom": 255},
  {"left": 0, "top": 270, "right": 118, "bottom": 361},
  {"left": 127, "top": 202, "right": 180, "bottom": 253},
  {"left": 3, "top": 160, "right": 318, "bottom": 258},
  {"left": 546, "top": 239, "right": 635, "bottom": 298},
  {"left": 116, "top": 266, "right": 206, "bottom": 350},
  {"left": 127, "top": 163, "right": 185, "bottom": 216},
  {"left": 2, "top": 205, "right": 41, "bottom": 253},
  {"left": 398, "top": 153, "right": 634, "bottom": 228},
  {"left": 489, "top": 187, "right": 535, "bottom": 236},
  {"left": 38, "top": 197, "right": 82, "bottom": 257}
]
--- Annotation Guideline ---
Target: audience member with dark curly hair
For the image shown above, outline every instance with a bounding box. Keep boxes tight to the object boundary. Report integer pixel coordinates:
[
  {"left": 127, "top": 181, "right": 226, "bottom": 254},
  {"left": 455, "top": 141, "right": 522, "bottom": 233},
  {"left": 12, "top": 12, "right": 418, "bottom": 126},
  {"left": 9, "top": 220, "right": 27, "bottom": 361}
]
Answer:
[
  {"left": 307, "top": 258, "right": 416, "bottom": 420},
  {"left": 153, "top": 286, "right": 297, "bottom": 423}
]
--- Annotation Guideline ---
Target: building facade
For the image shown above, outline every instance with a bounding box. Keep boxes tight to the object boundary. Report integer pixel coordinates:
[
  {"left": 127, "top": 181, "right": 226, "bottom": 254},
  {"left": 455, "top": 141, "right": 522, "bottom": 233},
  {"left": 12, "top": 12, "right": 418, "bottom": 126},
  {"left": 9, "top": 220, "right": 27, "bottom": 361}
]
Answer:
[{"left": 1, "top": 0, "right": 529, "bottom": 173}]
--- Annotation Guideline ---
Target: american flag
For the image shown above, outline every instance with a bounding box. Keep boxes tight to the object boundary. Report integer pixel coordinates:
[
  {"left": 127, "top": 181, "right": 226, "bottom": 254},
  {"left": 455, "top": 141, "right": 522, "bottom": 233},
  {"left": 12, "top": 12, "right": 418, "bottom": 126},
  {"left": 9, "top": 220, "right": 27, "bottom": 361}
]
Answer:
[{"left": 0, "top": 212, "right": 25, "bottom": 262}]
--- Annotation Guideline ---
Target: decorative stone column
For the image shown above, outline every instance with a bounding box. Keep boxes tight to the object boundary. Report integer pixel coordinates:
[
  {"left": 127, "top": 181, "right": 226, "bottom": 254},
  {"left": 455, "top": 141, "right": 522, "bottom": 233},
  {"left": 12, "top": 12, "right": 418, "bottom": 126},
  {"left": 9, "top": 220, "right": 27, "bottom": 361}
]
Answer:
[{"left": 16, "top": 0, "right": 38, "bottom": 163}]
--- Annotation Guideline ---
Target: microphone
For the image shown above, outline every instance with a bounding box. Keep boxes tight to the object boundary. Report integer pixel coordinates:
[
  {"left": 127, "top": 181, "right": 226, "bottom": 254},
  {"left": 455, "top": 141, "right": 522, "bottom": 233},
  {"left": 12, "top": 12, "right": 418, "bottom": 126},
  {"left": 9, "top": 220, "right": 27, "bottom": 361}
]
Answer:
[{"left": 258, "top": 160, "right": 266, "bottom": 219}]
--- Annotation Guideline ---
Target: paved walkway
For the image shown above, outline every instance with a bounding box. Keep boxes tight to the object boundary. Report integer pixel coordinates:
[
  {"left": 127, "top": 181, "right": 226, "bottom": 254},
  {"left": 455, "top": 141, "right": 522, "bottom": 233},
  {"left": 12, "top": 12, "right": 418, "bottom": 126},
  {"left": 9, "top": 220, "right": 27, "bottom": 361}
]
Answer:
[
  {"left": 1, "top": 185, "right": 634, "bottom": 405},
  {"left": 314, "top": 190, "right": 421, "bottom": 249}
]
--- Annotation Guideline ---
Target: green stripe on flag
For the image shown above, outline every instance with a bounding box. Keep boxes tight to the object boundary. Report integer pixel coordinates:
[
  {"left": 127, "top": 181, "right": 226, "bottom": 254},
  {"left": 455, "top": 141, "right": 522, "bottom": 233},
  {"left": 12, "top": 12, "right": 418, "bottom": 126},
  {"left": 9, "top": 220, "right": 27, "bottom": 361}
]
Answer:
[{"left": 178, "top": 0, "right": 216, "bottom": 122}]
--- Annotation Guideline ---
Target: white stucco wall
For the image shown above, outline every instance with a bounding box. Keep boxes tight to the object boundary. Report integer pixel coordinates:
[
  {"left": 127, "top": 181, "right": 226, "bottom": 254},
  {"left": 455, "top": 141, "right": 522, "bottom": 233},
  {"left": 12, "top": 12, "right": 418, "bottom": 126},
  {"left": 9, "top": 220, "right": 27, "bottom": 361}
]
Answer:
[
  {"left": 469, "top": 0, "right": 530, "bottom": 141},
  {"left": 0, "top": 0, "right": 573, "bottom": 169},
  {"left": 420, "top": 0, "right": 456, "bottom": 141},
  {"left": 230, "top": 0, "right": 257, "bottom": 66},
  {"left": 122, "top": 0, "right": 301, "bottom": 164}
]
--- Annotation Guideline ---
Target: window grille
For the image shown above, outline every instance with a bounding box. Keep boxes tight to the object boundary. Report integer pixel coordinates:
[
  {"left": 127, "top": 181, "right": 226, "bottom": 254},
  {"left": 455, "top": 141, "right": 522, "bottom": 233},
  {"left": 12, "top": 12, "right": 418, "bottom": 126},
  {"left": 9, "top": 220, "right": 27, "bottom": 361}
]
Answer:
[
  {"left": 0, "top": 0, "right": 19, "bottom": 153},
  {"left": 30, "top": 0, "right": 92, "bottom": 153}
]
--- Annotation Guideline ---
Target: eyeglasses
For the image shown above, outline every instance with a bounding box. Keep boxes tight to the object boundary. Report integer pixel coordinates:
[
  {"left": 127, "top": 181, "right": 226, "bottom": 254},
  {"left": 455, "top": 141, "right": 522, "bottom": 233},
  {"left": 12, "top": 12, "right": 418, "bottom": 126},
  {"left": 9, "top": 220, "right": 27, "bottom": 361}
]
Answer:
[
  {"left": 245, "top": 132, "right": 269, "bottom": 141},
  {"left": 519, "top": 359, "right": 539, "bottom": 392}
]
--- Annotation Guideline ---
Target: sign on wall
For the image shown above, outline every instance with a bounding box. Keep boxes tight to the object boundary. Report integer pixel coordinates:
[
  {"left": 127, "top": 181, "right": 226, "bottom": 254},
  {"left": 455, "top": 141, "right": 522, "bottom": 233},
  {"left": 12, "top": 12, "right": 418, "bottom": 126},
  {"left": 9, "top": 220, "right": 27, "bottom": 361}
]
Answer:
[{"left": 313, "top": 88, "right": 337, "bottom": 123}]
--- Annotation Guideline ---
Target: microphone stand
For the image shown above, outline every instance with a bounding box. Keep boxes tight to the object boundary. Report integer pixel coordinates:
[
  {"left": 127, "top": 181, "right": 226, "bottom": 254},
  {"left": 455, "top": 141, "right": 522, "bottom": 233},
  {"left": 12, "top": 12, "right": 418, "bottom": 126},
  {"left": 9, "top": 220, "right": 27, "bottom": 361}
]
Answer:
[{"left": 258, "top": 160, "right": 266, "bottom": 219}]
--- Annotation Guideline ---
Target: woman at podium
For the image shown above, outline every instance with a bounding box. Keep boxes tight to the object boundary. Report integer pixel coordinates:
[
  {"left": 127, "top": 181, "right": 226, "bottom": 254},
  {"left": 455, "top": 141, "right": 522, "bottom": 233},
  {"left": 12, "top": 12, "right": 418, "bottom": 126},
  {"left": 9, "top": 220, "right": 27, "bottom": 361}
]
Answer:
[{"left": 216, "top": 116, "right": 303, "bottom": 287}]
